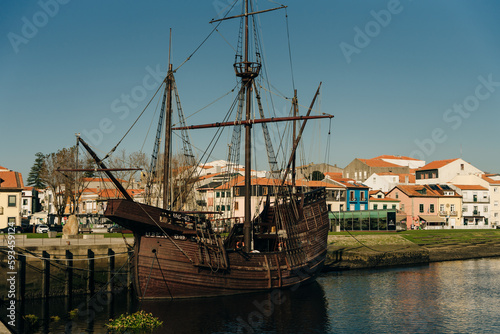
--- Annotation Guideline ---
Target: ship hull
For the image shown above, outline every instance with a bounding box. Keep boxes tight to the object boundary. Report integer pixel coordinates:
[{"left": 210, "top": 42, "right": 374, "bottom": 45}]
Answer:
[{"left": 105, "top": 189, "right": 329, "bottom": 299}]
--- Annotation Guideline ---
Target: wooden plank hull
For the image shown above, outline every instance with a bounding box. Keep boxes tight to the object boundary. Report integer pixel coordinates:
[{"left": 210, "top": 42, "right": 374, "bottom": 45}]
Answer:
[{"left": 105, "top": 190, "right": 329, "bottom": 299}]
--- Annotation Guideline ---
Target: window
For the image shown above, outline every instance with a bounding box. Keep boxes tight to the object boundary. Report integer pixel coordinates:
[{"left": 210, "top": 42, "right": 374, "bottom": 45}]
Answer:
[
  {"left": 373, "top": 177, "right": 376, "bottom": 184},
  {"left": 463, "top": 205, "right": 468, "bottom": 212},
  {"left": 235, "top": 188, "right": 240, "bottom": 196},
  {"left": 227, "top": 205, "right": 230, "bottom": 211},
  {"left": 234, "top": 202, "right": 239, "bottom": 210},
  {"left": 216, "top": 205, "right": 220, "bottom": 211},
  {"left": 364, "top": 171, "right": 367, "bottom": 179},
  {"left": 8, "top": 217, "right": 16, "bottom": 225},
  {"left": 440, "top": 204, "right": 445, "bottom": 212},
  {"left": 221, "top": 192, "right": 225, "bottom": 198},
  {"left": 263, "top": 187, "right": 268, "bottom": 196},
  {"left": 401, "top": 204, "right": 405, "bottom": 211},
  {"left": 328, "top": 204, "right": 332, "bottom": 211},
  {"left": 350, "top": 192, "right": 355, "bottom": 201},
  {"left": 360, "top": 192, "right": 366, "bottom": 201},
  {"left": 461, "top": 164, "right": 464, "bottom": 170},
  {"left": 221, "top": 205, "right": 225, "bottom": 211},
  {"left": 450, "top": 204, "right": 455, "bottom": 212},
  {"left": 340, "top": 204, "right": 344, "bottom": 211},
  {"left": 495, "top": 213, "right": 498, "bottom": 218},
  {"left": 360, "top": 204, "right": 366, "bottom": 210},
  {"left": 392, "top": 205, "right": 396, "bottom": 209},
  {"left": 373, "top": 204, "right": 378, "bottom": 210},
  {"left": 8, "top": 195, "right": 16, "bottom": 207},
  {"left": 349, "top": 204, "right": 355, "bottom": 211},
  {"left": 383, "top": 204, "right": 387, "bottom": 210},
  {"left": 419, "top": 204, "right": 424, "bottom": 213},
  {"left": 395, "top": 192, "right": 399, "bottom": 199},
  {"left": 216, "top": 192, "right": 220, "bottom": 198},
  {"left": 23, "top": 199, "right": 28, "bottom": 206},
  {"left": 484, "top": 206, "right": 488, "bottom": 212}
]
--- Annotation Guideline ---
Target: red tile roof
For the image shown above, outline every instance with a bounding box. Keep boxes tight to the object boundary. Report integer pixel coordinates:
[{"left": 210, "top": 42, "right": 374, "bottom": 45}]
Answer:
[
  {"left": 359, "top": 159, "right": 401, "bottom": 168},
  {"left": 418, "top": 159, "right": 458, "bottom": 170},
  {"left": 453, "top": 184, "right": 488, "bottom": 191},
  {"left": 0, "top": 170, "right": 24, "bottom": 188},
  {"left": 373, "top": 155, "right": 421, "bottom": 161},
  {"left": 481, "top": 175, "right": 500, "bottom": 185}
]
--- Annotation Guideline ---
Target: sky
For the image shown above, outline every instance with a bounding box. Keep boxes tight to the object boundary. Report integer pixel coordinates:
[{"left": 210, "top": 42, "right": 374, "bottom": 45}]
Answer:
[{"left": 2, "top": 0, "right": 500, "bottom": 181}]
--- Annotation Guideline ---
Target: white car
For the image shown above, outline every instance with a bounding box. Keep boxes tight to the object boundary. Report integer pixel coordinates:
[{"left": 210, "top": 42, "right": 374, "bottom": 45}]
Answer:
[{"left": 36, "top": 224, "right": 49, "bottom": 233}]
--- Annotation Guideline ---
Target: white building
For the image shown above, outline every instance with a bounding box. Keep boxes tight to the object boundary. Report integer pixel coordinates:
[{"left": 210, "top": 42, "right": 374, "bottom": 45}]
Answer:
[
  {"left": 416, "top": 158, "right": 483, "bottom": 185},
  {"left": 364, "top": 172, "right": 415, "bottom": 192},
  {"left": 450, "top": 184, "right": 490, "bottom": 228}
]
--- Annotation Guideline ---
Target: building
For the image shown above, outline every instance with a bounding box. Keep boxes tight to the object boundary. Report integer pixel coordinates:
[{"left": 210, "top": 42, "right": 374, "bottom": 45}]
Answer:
[
  {"left": 364, "top": 172, "right": 416, "bottom": 192},
  {"left": 449, "top": 173, "right": 500, "bottom": 228},
  {"left": 415, "top": 158, "right": 483, "bottom": 184},
  {"left": 295, "top": 163, "right": 343, "bottom": 180},
  {"left": 331, "top": 178, "right": 369, "bottom": 211},
  {"left": 0, "top": 166, "right": 24, "bottom": 228},
  {"left": 386, "top": 184, "right": 461, "bottom": 229},
  {"left": 343, "top": 157, "right": 413, "bottom": 182},
  {"left": 449, "top": 184, "right": 490, "bottom": 228}
]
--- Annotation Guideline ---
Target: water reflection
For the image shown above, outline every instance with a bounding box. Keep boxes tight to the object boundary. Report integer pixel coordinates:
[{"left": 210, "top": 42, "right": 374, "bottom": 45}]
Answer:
[
  {"left": 6, "top": 258, "right": 500, "bottom": 333},
  {"left": 140, "top": 281, "right": 329, "bottom": 334}
]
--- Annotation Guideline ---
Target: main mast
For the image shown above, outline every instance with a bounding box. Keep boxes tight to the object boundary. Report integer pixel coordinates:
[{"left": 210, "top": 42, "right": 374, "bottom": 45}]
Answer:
[
  {"left": 242, "top": 0, "right": 255, "bottom": 253},
  {"left": 163, "top": 30, "right": 174, "bottom": 210}
]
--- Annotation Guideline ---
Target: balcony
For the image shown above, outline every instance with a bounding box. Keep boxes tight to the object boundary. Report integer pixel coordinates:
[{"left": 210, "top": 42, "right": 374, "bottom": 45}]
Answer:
[
  {"left": 439, "top": 211, "right": 447, "bottom": 216},
  {"left": 450, "top": 211, "right": 458, "bottom": 216},
  {"left": 473, "top": 210, "right": 479, "bottom": 216}
]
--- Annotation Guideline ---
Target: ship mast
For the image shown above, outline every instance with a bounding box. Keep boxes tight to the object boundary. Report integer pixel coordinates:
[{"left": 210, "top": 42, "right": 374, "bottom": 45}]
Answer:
[{"left": 163, "top": 30, "right": 174, "bottom": 210}]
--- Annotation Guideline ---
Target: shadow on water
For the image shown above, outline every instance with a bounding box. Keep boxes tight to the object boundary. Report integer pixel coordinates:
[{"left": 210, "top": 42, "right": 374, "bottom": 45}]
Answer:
[
  {"left": 3, "top": 282, "right": 329, "bottom": 333},
  {"left": 141, "top": 281, "right": 330, "bottom": 334}
]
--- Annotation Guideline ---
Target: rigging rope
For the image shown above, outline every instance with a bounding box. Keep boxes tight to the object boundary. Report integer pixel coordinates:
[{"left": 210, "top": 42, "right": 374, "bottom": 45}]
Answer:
[{"left": 174, "top": 0, "right": 239, "bottom": 72}]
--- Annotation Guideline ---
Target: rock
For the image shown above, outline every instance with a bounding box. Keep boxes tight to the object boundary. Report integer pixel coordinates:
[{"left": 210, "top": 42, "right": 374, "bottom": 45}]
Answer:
[{"left": 63, "top": 215, "right": 79, "bottom": 235}]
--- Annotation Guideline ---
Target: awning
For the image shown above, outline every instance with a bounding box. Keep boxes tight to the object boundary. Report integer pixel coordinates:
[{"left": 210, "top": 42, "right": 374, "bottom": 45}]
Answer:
[
  {"left": 396, "top": 214, "right": 407, "bottom": 222},
  {"left": 418, "top": 215, "right": 446, "bottom": 223}
]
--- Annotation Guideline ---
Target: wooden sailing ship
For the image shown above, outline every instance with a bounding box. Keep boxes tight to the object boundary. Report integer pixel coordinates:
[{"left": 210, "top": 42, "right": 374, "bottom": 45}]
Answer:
[{"left": 79, "top": 0, "right": 333, "bottom": 299}]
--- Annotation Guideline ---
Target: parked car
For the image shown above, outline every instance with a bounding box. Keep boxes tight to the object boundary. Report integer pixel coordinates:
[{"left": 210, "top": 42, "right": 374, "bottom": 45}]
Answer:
[
  {"left": 0, "top": 226, "right": 23, "bottom": 234},
  {"left": 107, "top": 224, "right": 132, "bottom": 234},
  {"left": 49, "top": 224, "right": 63, "bottom": 232},
  {"left": 35, "top": 224, "right": 49, "bottom": 233}
]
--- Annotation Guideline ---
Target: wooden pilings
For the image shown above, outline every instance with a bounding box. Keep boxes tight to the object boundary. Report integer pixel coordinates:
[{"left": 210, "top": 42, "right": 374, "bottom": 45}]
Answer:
[
  {"left": 8, "top": 247, "right": 130, "bottom": 300},
  {"left": 87, "top": 249, "right": 95, "bottom": 295},
  {"left": 65, "top": 250, "right": 73, "bottom": 297},
  {"left": 107, "top": 249, "right": 115, "bottom": 294},
  {"left": 42, "top": 251, "right": 50, "bottom": 299}
]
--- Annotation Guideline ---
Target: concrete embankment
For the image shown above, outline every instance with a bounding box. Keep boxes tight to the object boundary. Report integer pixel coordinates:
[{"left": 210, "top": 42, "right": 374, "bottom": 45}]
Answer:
[{"left": 324, "top": 232, "right": 500, "bottom": 271}]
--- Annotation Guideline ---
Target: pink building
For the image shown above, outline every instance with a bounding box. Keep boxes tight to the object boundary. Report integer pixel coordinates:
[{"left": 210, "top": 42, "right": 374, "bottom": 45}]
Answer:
[{"left": 386, "top": 184, "right": 460, "bottom": 229}]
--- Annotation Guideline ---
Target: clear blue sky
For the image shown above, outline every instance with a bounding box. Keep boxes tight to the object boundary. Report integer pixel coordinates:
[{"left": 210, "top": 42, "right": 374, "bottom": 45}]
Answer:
[{"left": 2, "top": 0, "right": 500, "bottom": 180}]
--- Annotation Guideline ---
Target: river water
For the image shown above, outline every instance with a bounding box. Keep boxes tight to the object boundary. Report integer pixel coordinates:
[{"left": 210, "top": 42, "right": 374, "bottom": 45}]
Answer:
[{"left": 12, "top": 258, "right": 500, "bottom": 333}]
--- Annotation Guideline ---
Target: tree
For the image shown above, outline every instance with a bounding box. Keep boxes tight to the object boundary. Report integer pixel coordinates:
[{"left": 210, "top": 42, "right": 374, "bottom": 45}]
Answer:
[
  {"left": 27, "top": 152, "right": 46, "bottom": 189},
  {"left": 311, "top": 170, "right": 325, "bottom": 181},
  {"left": 40, "top": 146, "right": 88, "bottom": 223}
]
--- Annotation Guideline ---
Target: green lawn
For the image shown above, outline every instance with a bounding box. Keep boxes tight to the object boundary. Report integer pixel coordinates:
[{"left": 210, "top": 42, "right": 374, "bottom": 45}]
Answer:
[{"left": 329, "top": 229, "right": 500, "bottom": 246}]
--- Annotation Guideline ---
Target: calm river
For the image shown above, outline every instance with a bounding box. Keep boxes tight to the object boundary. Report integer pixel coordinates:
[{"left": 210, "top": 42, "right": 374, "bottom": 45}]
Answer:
[{"left": 12, "top": 258, "right": 500, "bottom": 333}]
